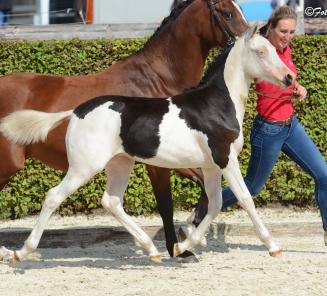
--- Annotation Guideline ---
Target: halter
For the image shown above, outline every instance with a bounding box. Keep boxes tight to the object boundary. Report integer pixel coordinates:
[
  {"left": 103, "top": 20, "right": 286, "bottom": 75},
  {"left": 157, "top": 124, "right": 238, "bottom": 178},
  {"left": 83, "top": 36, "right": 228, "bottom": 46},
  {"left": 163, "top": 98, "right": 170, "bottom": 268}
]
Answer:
[{"left": 207, "top": 0, "right": 236, "bottom": 46}]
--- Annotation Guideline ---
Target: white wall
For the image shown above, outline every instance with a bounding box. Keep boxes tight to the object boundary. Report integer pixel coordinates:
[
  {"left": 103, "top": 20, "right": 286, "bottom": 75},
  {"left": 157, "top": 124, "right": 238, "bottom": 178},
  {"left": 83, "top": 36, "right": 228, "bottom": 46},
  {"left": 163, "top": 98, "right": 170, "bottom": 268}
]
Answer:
[{"left": 94, "top": 0, "right": 173, "bottom": 24}]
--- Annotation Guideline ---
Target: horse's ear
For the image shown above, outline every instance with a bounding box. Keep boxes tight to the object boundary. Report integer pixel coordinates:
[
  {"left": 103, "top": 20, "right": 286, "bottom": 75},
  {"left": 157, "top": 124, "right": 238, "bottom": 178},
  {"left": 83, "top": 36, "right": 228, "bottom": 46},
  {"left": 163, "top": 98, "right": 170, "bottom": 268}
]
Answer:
[{"left": 244, "top": 24, "right": 259, "bottom": 42}]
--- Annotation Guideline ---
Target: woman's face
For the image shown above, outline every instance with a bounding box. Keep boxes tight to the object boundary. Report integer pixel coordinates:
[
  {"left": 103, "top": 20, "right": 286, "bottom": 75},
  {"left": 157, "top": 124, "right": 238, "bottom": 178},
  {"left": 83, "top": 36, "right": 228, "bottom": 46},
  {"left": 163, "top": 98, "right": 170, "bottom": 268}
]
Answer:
[{"left": 268, "top": 19, "right": 296, "bottom": 52}]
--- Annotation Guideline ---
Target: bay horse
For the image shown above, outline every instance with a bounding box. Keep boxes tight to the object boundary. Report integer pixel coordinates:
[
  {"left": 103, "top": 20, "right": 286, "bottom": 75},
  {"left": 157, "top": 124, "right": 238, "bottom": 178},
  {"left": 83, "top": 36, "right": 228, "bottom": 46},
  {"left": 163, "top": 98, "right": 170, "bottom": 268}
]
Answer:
[
  {"left": 0, "top": 26, "right": 295, "bottom": 263},
  {"left": 0, "top": 0, "right": 248, "bottom": 261}
]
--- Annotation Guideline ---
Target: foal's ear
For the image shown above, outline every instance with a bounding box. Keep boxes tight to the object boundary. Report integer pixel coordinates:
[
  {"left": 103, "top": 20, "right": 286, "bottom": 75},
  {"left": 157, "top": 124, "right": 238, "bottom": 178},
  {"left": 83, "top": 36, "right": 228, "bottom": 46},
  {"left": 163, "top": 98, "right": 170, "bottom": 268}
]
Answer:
[{"left": 244, "top": 24, "right": 259, "bottom": 42}]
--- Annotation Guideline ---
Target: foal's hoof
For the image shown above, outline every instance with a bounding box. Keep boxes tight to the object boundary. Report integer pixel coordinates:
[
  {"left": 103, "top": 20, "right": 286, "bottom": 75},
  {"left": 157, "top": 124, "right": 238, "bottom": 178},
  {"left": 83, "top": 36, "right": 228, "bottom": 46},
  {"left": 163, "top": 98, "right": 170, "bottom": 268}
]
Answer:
[
  {"left": 0, "top": 247, "right": 20, "bottom": 263},
  {"left": 177, "top": 250, "right": 199, "bottom": 263},
  {"left": 149, "top": 255, "right": 162, "bottom": 263},
  {"left": 173, "top": 243, "right": 183, "bottom": 257},
  {"left": 269, "top": 249, "right": 282, "bottom": 257}
]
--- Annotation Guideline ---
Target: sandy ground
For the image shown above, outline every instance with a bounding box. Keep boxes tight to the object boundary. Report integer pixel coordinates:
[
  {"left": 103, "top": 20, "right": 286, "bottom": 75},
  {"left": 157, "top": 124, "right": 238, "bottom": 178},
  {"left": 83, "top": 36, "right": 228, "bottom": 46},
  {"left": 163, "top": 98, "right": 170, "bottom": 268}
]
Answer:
[{"left": 0, "top": 208, "right": 326, "bottom": 296}]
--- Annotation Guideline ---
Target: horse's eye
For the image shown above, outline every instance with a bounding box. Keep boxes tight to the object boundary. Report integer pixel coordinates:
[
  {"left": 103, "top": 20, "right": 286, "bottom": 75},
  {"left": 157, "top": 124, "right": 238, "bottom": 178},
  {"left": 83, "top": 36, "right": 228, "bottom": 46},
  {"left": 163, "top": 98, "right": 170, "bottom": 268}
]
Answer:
[
  {"left": 257, "top": 50, "right": 266, "bottom": 58},
  {"left": 222, "top": 11, "right": 233, "bottom": 19}
]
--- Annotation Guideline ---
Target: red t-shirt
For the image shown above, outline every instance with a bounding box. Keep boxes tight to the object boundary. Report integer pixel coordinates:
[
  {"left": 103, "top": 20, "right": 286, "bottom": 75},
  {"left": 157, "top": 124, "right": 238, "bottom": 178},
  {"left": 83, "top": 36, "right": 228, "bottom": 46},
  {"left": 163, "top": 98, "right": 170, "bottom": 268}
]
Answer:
[{"left": 255, "top": 45, "right": 297, "bottom": 120}]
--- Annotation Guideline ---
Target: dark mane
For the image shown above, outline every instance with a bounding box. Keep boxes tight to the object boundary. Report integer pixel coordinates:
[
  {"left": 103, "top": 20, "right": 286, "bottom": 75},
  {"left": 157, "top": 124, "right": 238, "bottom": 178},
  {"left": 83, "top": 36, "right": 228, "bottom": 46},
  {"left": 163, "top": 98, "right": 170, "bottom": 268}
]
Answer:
[
  {"left": 199, "top": 44, "right": 233, "bottom": 85},
  {"left": 180, "top": 44, "right": 234, "bottom": 94},
  {"left": 142, "top": 0, "right": 194, "bottom": 50}
]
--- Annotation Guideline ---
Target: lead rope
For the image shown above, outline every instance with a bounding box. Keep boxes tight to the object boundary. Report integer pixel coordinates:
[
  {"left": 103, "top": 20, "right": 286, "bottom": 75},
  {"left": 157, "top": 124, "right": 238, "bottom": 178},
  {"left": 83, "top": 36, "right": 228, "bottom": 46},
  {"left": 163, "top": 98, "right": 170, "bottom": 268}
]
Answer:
[{"left": 254, "top": 84, "right": 297, "bottom": 100}]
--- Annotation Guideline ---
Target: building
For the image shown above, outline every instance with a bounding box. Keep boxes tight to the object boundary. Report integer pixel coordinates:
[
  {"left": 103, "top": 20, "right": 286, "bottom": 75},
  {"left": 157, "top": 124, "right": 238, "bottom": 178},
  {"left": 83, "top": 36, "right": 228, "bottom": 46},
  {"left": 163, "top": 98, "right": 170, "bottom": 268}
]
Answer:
[{"left": 7, "top": 0, "right": 174, "bottom": 25}]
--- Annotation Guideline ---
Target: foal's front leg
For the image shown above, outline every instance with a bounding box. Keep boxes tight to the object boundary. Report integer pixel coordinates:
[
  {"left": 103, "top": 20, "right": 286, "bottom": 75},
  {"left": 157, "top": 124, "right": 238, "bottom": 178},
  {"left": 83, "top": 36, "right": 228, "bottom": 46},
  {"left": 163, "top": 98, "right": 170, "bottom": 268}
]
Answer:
[
  {"left": 174, "top": 168, "right": 222, "bottom": 256},
  {"left": 101, "top": 156, "right": 161, "bottom": 263},
  {"left": 223, "top": 157, "right": 281, "bottom": 256}
]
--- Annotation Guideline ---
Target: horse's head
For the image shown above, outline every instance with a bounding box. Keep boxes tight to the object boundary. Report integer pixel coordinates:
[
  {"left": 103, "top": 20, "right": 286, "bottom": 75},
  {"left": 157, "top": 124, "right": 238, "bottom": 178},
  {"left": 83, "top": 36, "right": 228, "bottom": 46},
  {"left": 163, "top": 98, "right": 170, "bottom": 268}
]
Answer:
[
  {"left": 241, "top": 25, "right": 295, "bottom": 88},
  {"left": 206, "top": 0, "right": 249, "bottom": 46}
]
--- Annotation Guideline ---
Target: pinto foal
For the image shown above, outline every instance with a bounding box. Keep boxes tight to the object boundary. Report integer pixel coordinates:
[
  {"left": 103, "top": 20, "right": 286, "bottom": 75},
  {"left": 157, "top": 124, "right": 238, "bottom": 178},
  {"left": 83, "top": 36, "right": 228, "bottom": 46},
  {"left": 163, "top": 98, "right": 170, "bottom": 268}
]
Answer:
[
  {"left": 0, "top": 0, "right": 249, "bottom": 262},
  {"left": 0, "top": 26, "right": 294, "bottom": 263}
]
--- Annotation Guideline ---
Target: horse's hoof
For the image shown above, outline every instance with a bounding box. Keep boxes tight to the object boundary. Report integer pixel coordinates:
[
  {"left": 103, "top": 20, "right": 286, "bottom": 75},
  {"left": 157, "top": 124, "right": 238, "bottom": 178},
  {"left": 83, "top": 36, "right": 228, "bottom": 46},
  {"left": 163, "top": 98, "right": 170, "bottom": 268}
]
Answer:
[
  {"left": 149, "top": 255, "right": 162, "bottom": 263},
  {"left": 173, "top": 243, "right": 183, "bottom": 257},
  {"left": 177, "top": 250, "right": 199, "bottom": 263},
  {"left": 269, "top": 249, "right": 282, "bottom": 257},
  {"left": 324, "top": 231, "right": 327, "bottom": 246},
  {"left": 0, "top": 247, "right": 18, "bottom": 263}
]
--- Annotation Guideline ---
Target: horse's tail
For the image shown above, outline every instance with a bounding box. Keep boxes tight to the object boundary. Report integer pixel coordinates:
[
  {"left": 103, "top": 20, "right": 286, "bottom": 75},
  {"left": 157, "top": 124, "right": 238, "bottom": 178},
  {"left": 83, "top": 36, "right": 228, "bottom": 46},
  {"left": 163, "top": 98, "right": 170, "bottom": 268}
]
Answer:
[{"left": 0, "top": 109, "right": 73, "bottom": 145}]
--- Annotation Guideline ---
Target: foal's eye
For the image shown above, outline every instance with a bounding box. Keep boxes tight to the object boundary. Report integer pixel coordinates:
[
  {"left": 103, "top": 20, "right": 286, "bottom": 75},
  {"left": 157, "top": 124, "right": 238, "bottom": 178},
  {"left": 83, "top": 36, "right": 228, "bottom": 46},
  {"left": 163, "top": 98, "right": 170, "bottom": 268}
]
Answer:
[
  {"left": 257, "top": 50, "right": 266, "bottom": 57},
  {"left": 221, "top": 11, "right": 233, "bottom": 20}
]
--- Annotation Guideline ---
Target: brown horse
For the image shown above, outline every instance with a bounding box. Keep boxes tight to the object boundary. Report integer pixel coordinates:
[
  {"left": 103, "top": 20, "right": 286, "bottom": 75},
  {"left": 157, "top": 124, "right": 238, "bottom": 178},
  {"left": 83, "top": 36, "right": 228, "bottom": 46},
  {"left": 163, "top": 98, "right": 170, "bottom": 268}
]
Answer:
[{"left": 0, "top": 0, "right": 248, "bottom": 261}]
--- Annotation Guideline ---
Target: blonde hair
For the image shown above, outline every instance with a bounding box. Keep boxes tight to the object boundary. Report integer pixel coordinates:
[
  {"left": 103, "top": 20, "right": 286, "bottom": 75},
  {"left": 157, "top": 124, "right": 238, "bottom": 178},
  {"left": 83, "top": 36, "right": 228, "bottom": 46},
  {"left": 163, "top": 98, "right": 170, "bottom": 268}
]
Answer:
[{"left": 268, "top": 6, "right": 297, "bottom": 29}]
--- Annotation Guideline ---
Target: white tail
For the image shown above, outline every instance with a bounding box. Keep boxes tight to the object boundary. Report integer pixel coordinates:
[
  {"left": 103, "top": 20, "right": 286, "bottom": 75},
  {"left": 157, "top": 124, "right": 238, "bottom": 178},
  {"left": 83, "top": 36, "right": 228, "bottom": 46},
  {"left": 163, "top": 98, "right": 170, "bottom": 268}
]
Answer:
[{"left": 0, "top": 109, "right": 73, "bottom": 145}]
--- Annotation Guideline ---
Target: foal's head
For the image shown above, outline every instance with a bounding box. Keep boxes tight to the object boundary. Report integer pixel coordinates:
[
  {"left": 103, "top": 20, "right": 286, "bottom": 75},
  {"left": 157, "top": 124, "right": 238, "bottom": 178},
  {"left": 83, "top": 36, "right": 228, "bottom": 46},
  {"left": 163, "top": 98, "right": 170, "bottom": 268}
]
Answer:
[{"left": 241, "top": 26, "right": 295, "bottom": 87}]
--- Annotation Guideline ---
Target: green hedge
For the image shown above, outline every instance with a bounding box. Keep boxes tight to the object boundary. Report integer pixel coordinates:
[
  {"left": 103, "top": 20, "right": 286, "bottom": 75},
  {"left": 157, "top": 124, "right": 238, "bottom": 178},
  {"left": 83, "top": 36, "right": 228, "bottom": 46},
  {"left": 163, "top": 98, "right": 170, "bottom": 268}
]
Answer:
[{"left": 0, "top": 36, "right": 326, "bottom": 219}]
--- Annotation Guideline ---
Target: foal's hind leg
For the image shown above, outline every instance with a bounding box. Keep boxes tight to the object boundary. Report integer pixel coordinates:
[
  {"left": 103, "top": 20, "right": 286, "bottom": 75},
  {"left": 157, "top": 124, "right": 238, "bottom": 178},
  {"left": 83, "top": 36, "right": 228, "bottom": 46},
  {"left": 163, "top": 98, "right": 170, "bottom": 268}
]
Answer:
[
  {"left": 223, "top": 157, "right": 281, "bottom": 256},
  {"left": 102, "top": 157, "right": 161, "bottom": 263},
  {"left": 147, "top": 165, "right": 198, "bottom": 262},
  {"left": 0, "top": 167, "right": 96, "bottom": 262},
  {"left": 174, "top": 168, "right": 222, "bottom": 256}
]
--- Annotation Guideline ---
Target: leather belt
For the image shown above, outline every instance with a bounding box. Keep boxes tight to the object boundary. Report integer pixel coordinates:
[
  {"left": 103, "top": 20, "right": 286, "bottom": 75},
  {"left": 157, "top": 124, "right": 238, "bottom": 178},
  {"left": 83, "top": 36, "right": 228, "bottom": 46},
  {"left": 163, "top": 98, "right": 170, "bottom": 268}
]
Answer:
[{"left": 258, "top": 115, "right": 293, "bottom": 126}]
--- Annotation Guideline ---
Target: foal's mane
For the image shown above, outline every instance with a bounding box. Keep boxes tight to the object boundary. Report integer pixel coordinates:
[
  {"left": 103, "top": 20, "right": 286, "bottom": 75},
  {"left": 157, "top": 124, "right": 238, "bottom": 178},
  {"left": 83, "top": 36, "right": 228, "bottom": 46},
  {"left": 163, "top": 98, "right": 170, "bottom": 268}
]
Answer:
[
  {"left": 142, "top": 0, "right": 194, "bottom": 50},
  {"left": 183, "top": 44, "right": 233, "bottom": 92},
  {"left": 200, "top": 45, "right": 233, "bottom": 84}
]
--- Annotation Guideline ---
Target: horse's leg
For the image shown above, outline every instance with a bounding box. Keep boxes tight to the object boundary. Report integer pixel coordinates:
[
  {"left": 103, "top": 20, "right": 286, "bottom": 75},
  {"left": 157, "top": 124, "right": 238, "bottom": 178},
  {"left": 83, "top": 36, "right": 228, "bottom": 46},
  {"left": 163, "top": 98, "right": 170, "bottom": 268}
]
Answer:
[
  {"left": 170, "top": 169, "right": 208, "bottom": 248},
  {"left": 222, "top": 157, "right": 281, "bottom": 256},
  {"left": 0, "top": 138, "right": 25, "bottom": 190},
  {"left": 146, "top": 165, "right": 198, "bottom": 262},
  {"left": 174, "top": 168, "right": 222, "bottom": 256},
  {"left": 188, "top": 191, "right": 208, "bottom": 227},
  {"left": 180, "top": 190, "right": 208, "bottom": 247},
  {"left": 0, "top": 167, "right": 95, "bottom": 262},
  {"left": 102, "top": 157, "right": 161, "bottom": 263}
]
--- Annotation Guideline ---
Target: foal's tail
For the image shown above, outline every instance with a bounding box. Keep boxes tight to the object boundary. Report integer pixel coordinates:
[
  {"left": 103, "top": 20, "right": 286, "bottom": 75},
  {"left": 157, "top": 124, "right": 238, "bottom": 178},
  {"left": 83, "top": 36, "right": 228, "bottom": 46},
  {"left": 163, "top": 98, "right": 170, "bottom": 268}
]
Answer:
[{"left": 0, "top": 109, "right": 73, "bottom": 145}]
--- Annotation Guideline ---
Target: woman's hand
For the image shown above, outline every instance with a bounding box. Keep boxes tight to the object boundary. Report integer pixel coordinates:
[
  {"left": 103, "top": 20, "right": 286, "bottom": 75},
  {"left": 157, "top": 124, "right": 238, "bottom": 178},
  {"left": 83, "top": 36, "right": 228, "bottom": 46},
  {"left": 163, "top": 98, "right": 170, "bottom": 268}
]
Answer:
[{"left": 293, "top": 81, "right": 307, "bottom": 100}]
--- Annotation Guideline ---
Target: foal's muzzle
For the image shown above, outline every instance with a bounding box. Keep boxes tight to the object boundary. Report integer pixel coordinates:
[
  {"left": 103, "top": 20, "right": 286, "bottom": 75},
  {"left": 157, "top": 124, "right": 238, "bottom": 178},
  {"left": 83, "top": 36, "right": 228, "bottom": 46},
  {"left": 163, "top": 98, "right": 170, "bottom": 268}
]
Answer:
[{"left": 282, "top": 74, "right": 293, "bottom": 86}]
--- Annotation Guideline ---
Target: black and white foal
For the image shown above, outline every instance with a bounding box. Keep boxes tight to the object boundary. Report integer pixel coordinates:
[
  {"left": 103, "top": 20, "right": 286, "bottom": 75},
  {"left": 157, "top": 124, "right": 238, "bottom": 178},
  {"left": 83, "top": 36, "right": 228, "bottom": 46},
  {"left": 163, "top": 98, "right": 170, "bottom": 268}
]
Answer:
[{"left": 0, "top": 26, "right": 294, "bottom": 263}]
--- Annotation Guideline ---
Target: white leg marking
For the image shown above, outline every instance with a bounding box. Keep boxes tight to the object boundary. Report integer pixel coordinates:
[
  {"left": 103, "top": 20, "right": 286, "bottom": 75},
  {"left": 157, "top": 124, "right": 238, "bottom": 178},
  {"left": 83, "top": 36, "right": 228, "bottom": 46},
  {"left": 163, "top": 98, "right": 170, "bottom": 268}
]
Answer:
[
  {"left": 223, "top": 157, "right": 281, "bottom": 255},
  {"left": 101, "top": 156, "right": 160, "bottom": 262},
  {"left": 174, "top": 168, "right": 222, "bottom": 256}
]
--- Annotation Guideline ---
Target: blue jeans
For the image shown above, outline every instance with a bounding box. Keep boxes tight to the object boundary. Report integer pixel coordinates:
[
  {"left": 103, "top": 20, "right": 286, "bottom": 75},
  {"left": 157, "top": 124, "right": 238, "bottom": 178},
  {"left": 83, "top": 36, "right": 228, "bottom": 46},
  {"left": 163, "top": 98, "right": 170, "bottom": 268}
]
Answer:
[
  {"left": 222, "top": 115, "right": 327, "bottom": 230},
  {"left": 0, "top": 10, "right": 9, "bottom": 25}
]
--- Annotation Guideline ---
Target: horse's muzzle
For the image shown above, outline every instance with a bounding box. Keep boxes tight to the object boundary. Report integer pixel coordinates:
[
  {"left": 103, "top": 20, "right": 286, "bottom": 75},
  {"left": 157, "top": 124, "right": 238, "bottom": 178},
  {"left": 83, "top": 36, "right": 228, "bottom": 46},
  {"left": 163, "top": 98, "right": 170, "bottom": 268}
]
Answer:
[{"left": 282, "top": 74, "right": 293, "bottom": 86}]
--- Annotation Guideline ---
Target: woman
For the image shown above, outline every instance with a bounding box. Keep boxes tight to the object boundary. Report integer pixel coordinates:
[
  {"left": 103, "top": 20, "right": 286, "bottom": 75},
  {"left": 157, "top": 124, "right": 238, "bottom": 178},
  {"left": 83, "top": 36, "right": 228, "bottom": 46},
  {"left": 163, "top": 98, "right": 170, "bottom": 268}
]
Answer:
[
  {"left": 221, "top": 6, "right": 327, "bottom": 242},
  {"left": 0, "top": 0, "right": 12, "bottom": 25}
]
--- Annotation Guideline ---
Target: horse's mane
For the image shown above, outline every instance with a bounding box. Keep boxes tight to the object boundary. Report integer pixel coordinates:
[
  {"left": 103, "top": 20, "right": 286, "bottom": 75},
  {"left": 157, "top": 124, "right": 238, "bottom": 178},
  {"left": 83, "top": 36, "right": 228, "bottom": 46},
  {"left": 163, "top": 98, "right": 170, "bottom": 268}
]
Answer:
[
  {"left": 200, "top": 45, "right": 233, "bottom": 84},
  {"left": 173, "top": 44, "right": 233, "bottom": 96},
  {"left": 183, "top": 44, "right": 233, "bottom": 92},
  {"left": 142, "top": 0, "right": 194, "bottom": 50}
]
